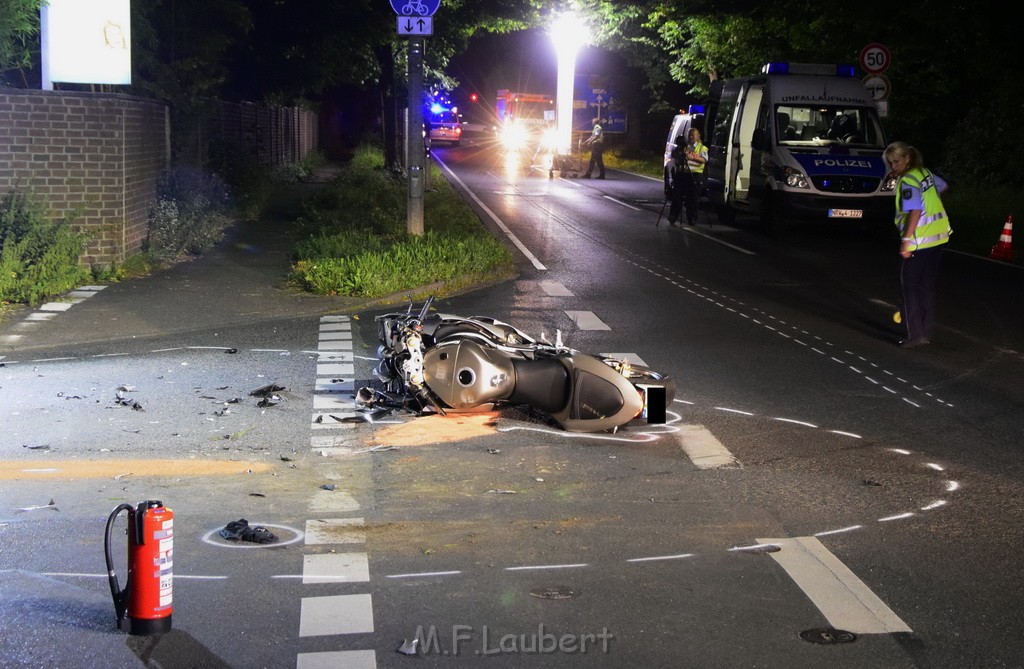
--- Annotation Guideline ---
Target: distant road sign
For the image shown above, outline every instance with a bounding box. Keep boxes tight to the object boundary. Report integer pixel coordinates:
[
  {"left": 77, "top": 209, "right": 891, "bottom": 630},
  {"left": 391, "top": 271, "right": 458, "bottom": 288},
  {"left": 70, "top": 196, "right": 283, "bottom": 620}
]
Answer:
[
  {"left": 862, "top": 74, "right": 891, "bottom": 101},
  {"left": 397, "top": 16, "right": 432, "bottom": 35},
  {"left": 859, "top": 43, "right": 891, "bottom": 74},
  {"left": 389, "top": 0, "right": 440, "bottom": 16}
]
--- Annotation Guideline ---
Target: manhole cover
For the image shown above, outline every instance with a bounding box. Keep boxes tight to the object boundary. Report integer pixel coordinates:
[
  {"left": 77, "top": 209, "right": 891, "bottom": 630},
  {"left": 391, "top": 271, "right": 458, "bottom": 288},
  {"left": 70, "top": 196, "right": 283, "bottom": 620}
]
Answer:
[
  {"left": 800, "top": 628, "right": 857, "bottom": 644},
  {"left": 529, "top": 587, "right": 577, "bottom": 600}
]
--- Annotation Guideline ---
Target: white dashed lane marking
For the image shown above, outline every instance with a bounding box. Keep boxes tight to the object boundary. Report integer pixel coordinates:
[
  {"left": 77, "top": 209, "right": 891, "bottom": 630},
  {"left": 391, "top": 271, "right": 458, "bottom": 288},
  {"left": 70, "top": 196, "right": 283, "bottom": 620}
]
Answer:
[
  {"left": 564, "top": 310, "right": 611, "bottom": 330},
  {"left": 539, "top": 280, "right": 574, "bottom": 297},
  {"left": 296, "top": 650, "right": 377, "bottom": 669},
  {"left": 676, "top": 424, "right": 741, "bottom": 469},
  {"left": 296, "top": 314, "right": 376, "bottom": 665},
  {"left": 298, "top": 594, "right": 374, "bottom": 636}
]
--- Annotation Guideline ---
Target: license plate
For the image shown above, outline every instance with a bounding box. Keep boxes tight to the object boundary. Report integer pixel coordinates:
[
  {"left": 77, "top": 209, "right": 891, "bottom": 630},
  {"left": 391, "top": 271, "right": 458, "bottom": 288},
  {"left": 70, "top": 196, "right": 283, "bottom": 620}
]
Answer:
[{"left": 828, "top": 208, "right": 863, "bottom": 218}]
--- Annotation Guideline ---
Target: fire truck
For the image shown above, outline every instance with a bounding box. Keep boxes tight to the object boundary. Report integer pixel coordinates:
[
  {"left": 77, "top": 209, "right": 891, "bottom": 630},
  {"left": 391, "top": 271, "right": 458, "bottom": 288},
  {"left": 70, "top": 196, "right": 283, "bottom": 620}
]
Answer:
[{"left": 495, "top": 90, "right": 556, "bottom": 150}]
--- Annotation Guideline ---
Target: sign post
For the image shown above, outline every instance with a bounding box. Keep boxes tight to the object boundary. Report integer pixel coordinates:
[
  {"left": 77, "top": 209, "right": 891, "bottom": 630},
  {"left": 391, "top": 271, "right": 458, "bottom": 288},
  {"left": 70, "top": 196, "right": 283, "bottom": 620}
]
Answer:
[
  {"left": 390, "top": 0, "right": 441, "bottom": 236},
  {"left": 859, "top": 43, "right": 892, "bottom": 118}
]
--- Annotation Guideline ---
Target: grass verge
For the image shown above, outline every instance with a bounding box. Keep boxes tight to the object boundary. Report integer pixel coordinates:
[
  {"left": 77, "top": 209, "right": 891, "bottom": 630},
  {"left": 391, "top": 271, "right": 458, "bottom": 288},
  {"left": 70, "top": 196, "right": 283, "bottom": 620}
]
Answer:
[{"left": 290, "top": 145, "right": 515, "bottom": 298}]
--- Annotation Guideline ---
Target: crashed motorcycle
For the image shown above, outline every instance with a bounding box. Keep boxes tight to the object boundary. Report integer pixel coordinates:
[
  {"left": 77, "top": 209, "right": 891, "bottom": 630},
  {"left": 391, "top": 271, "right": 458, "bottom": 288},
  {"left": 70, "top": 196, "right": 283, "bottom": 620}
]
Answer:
[{"left": 358, "top": 298, "right": 675, "bottom": 432}]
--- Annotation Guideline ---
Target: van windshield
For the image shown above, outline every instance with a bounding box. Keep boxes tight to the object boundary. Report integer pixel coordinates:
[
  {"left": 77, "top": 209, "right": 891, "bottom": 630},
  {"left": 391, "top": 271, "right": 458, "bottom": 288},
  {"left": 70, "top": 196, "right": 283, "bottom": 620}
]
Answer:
[{"left": 774, "top": 105, "right": 884, "bottom": 148}]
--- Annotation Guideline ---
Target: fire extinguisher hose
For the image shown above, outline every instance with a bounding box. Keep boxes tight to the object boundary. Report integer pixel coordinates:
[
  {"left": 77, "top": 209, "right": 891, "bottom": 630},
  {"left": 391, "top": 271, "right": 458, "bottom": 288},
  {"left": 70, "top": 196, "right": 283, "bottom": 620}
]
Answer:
[{"left": 104, "top": 503, "right": 134, "bottom": 624}]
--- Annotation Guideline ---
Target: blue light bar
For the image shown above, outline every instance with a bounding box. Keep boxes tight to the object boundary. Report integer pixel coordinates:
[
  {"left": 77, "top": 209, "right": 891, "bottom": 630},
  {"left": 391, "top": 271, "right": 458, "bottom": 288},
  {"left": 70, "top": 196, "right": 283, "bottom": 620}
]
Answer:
[
  {"left": 688, "top": 104, "right": 706, "bottom": 114},
  {"left": 762, "top": 62, "right": 857, "bottom": 77},
  {"left": 430, "top": 103, "right": 445, "bottom": 114}
]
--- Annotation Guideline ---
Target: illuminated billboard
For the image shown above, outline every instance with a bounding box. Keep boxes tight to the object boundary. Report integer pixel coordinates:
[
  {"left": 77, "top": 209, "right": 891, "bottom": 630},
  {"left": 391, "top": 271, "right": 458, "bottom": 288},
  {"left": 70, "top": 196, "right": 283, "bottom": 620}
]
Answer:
[{"left": 42, "top": 0, "right": 131, "bottom": 87}]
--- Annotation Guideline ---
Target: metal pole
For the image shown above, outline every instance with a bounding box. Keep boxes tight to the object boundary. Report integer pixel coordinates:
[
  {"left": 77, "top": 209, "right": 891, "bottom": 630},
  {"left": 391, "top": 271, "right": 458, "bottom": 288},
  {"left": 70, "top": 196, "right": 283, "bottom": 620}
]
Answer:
[{"left": 406, "top": 36, "right": 425, "bottom": 236}]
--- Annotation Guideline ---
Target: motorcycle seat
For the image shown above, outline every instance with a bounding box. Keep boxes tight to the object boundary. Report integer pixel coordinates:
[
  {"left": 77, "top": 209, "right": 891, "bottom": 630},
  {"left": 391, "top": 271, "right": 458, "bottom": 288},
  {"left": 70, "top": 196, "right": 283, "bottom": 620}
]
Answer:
[{"left": 509, "top": 358, "right": 570, "bottom": 413}]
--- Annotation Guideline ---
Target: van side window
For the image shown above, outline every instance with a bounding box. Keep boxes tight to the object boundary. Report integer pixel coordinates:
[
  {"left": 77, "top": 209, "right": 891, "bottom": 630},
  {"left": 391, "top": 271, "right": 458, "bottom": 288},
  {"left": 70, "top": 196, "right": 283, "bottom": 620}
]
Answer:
[{"left": 711, "top": 88, "right": 738, "bottom": 148}]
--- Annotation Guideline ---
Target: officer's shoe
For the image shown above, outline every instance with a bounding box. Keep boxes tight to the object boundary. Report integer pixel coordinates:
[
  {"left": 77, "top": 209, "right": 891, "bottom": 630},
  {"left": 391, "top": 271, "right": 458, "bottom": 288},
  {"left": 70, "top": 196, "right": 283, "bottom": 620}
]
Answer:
[{"left": 898, "top": 337, "right": 930, "bottom": 349}]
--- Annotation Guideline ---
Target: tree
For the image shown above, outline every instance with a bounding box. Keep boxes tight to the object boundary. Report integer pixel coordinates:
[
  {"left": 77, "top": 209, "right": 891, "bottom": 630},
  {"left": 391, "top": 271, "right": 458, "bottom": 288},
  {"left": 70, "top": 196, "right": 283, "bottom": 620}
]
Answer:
[{"left": 0, "top": 0, "right": 41, "bottom": 87}]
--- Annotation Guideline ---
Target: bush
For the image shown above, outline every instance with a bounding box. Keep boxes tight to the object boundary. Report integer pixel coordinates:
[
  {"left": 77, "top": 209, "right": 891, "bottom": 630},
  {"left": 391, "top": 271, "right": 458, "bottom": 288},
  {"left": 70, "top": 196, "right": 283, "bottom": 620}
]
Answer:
[
  {"left": 290, "top": 146, "right": 513, "bottom": 297},
  {"left": 147, "top": 167, "right": 231, "bottom": 261},
  {"left": 0, "top": 188, "right": 89, "bottom": 306}
]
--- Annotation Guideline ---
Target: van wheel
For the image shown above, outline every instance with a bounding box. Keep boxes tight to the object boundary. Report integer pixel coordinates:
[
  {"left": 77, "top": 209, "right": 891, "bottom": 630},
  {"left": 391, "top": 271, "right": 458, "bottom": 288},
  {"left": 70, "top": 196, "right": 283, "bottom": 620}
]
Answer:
[{"left": 715, "top": 205, "right": 736, "bottom": 226}]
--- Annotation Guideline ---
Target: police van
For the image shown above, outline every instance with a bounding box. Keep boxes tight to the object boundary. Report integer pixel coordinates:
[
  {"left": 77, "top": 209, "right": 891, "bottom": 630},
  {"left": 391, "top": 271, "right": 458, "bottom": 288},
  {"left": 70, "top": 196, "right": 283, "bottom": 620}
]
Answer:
[
  {"left": 704, "top": 62, "right": 893, "bottom": 231},
  {"left": 663, "top": 105, "right": 706, "bottom": 170}
]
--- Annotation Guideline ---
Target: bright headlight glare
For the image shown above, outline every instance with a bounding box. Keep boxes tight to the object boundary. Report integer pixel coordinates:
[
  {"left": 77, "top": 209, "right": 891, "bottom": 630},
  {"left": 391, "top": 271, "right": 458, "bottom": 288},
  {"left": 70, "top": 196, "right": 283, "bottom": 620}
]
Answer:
[
  {"left": 881, "top": 174, "right": 898, "bottom": 192},
  {"left": 541, "top": 128, "right": 558, "bottom": 150},
  {"left": 500, "top": 123, "right": 528, "bottom": 151}
]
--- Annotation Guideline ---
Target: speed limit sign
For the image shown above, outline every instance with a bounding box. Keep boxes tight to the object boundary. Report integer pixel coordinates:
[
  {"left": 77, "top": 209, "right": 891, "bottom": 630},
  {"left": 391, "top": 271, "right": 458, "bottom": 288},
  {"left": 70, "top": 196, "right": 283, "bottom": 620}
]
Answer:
[{"left": 859, "top": 43, "right": 891, "bottom": 74}]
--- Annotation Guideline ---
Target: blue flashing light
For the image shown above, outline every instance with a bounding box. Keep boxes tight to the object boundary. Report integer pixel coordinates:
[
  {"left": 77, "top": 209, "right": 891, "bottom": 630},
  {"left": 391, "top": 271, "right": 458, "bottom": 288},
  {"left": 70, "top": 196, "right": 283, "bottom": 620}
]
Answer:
[
  {"left": 430, "top": 103, "right": 445, "bottom": 115},
  {"left": 763, "top": 62, "right": 790, "bottom": 74},
  {"left": 835, "top": 64, "right": 856, "bottom": 77},
  {"left": 688, "top": 104, "right": 706, "bottom": 114}
]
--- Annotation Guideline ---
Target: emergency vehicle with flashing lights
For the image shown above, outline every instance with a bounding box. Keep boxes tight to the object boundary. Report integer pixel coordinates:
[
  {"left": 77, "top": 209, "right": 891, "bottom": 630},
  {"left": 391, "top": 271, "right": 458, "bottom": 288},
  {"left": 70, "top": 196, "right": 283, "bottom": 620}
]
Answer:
[
  {"left": 703, "top": 62, "right": 893, "bottom": 232},
  {"left": 427, "top": 105, "right": 462, "bottom": 147},
  {"left": 494, "top": 89, "right": 556, "bottom": 151}
]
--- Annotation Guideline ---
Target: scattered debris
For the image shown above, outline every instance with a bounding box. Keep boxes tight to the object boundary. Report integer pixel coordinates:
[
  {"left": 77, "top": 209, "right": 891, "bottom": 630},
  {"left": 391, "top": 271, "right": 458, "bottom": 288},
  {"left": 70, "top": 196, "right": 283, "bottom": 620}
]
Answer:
[
  {"left": 396, "top": 639, "right": 419, "bottom": 656},
  {"left": 113, "top": 473, "right": 132, "bottom": 481},
  {"left": 328, "top": 414, "right": 347, "bottom": 422},
  {"left": 863, "top": 478, "right": 882, "bottom": 487},
  {"left": 216, "top": 386, "right": 229, "bottom": 390},
  {"left": 250, "top": 383, "right": 286, "bottom": 398},
  {"left": 226, "top": 397, "right": 243, "bottom": 404},
  {"left": 218, "top": 519, "right": 277, "bottom": 544},
  {"left": 257, "top": 395, "right": 281, "bottom": 408},
  {"left": 279, "top": 455, "right": 293, "bottom": 462},
  {"left": 114, "top": 389, "right": 145, "bottom": 411},
  {"left": 225, "top": 348, "right": 238, "bottom": 354},
  {"left": 313, "top": 415, "right": 324, "bottom": 423},
  {"left": 320, "top": 484, "right": 337, "bottom": 491},
  {"left": 213, "top": 408, "right": 231, "bottom": 417},
  {"left": 534, "top": 478, "right": 545, "bottom": 482},
  {"left": 487, "top": 448, "right": 501, "bottom": 455},
  {"left": 487, "top": 489, "right": 518, "bottom": 495},
  {"left": 248, "top": 493, "right": 266, "bottom": 498},
  {"left": 117, "top": 385, "right": 136, "bottom": 393},
  {"left": 16, "top": 498, "right": 59, "bottom": 513},
  {"left": 22, "top": 444, "right": 51, "bottom": 451}
]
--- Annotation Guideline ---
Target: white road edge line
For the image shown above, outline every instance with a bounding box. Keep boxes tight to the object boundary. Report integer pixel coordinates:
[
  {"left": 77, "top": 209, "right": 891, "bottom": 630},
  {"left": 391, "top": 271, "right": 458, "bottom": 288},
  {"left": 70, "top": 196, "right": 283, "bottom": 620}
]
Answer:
[
  {"left": 683, "top": 226, "right": 756, "bottom": 255},
  {"left": 757, "top": 536, "right": 912, "bottom": 634},
  {"left": 602, "top": 195, "right": 641, "bottom": 211},
  {"left": 434, "top": 155, "right": 547, "bottom": 270}
]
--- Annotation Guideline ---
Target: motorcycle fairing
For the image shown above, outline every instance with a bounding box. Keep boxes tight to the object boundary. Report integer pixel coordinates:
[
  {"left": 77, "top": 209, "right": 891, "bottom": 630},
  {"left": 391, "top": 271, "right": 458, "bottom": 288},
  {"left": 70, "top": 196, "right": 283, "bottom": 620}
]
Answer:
[{"left": 551, "top": 354, "right": 644, "bottom": 432}]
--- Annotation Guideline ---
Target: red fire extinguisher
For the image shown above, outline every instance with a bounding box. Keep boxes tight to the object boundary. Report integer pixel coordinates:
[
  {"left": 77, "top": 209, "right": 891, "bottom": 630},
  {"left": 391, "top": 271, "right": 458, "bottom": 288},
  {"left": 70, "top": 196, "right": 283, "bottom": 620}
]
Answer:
[{"left": 104, "top": 500, "right": 174, "bottom": 635}]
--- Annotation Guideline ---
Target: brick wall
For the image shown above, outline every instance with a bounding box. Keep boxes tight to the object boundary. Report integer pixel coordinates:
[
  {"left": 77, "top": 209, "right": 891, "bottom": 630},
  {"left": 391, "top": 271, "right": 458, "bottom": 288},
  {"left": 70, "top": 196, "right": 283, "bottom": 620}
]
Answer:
[{"left": 0, "top": 90, "right": 169, "bottom": 267}]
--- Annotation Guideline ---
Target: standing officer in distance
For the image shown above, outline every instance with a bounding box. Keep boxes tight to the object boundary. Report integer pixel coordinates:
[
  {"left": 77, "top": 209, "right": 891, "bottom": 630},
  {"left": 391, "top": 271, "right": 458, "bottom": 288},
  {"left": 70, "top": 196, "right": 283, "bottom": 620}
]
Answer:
[{"left": 582, "top": 118, "right": 605, "bottom": 179}]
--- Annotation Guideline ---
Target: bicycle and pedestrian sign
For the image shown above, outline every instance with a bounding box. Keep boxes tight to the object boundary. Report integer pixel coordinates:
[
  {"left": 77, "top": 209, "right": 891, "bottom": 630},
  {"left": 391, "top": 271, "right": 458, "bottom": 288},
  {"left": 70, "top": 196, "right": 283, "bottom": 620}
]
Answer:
[{"left": 389, "top": 0, "right": 440, "bottom": 16}]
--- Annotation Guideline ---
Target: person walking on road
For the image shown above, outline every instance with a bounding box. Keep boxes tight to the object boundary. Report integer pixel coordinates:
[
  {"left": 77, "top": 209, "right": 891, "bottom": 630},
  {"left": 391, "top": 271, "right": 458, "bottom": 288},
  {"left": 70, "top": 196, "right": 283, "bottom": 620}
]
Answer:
[
  {"left": 883, "top": 141, "right": 952, "bottom": 348},
  {"left": 582, "top": 118, "right": 605, "bottom": 179}
]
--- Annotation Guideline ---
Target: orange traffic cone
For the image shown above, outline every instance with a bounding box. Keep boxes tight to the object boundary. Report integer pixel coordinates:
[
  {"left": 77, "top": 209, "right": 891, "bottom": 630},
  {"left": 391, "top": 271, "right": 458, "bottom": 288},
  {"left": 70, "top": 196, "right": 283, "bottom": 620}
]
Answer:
[{"left": 990, "top": 215, "right": 1016, "bottom": 261}]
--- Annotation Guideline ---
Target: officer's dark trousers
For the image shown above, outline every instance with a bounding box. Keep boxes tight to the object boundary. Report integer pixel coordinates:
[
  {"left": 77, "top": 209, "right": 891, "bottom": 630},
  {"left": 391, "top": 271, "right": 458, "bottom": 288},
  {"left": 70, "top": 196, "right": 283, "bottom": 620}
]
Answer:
[
  {"left": 900, "top": 244, "right": 944, "bottom": 341},
  {"left": 669, "top": 171, "right": 704, "bottom": 225},
  {"left": 585, "top": 146, "right": 605, "bottom": 177}
]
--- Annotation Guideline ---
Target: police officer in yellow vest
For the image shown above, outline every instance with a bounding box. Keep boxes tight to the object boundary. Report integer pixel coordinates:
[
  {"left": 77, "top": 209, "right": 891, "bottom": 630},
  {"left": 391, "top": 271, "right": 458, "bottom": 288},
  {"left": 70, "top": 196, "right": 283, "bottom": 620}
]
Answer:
[
  {"left": 667, "top": 128, "right": 708, "bottom": 226},
  {"left": 883, "top": 141, "right": 952, "bottom": 348}
]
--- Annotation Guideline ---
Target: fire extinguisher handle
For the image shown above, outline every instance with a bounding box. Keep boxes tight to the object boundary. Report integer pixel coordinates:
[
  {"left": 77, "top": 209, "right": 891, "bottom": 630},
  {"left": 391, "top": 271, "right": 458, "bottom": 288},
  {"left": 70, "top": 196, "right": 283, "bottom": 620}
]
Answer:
[{"left": 104, "top": 503, "right": 134, "bottom": 622}]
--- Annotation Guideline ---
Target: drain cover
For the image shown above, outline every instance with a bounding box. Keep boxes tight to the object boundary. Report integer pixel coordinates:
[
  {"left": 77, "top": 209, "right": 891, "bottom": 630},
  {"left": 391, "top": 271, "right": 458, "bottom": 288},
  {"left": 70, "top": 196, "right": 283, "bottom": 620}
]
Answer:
[
  {"left": 529, "top": 587, "right": 577, "bottom": 600},
  {"left": 800, "top": 628, "right": 857, "bottom": 644}
]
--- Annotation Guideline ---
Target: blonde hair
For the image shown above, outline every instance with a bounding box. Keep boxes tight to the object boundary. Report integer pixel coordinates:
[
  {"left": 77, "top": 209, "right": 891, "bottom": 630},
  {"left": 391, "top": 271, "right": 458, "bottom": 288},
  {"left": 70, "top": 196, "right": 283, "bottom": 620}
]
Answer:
[{"left": 884, "top": 141, "right": 924, "bottom": 171}]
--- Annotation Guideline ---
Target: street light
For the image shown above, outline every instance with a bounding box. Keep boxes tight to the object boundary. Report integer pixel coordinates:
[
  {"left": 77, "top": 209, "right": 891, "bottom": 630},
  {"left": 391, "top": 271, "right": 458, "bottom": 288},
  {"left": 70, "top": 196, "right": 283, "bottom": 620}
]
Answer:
[{"left": 550, "top": 12, "right": 588, "bottom": 156}]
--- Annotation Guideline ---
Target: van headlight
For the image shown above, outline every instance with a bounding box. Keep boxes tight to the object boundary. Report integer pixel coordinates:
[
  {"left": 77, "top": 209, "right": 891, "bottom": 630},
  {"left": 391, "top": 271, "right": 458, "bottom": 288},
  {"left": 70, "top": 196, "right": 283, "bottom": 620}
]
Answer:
[
  {"left": 881, "top": 173, "right": 898, "bottom": 192},
  {"left": 781, "top": 166, "right": 810, "bottom": 189},
  {"left": 500, "top": 123, "right": 528, "bottom": 151}
]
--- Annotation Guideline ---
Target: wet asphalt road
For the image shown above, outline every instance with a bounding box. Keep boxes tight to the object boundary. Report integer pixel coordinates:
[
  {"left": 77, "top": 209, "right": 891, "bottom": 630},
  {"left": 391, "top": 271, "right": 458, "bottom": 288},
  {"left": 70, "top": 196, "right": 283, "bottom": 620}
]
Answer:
[{"left": 1, "top": 139, "right": 1023, "bottom": 668}]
